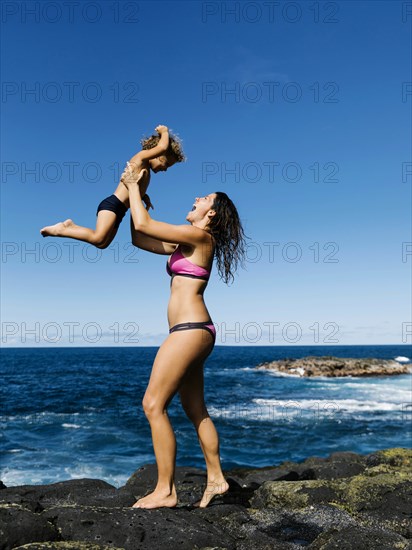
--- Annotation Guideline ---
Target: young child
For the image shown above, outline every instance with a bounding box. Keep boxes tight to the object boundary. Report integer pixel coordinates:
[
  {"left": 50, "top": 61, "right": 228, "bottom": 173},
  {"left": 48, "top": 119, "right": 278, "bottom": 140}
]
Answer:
[{"left": 40, "top": 125, "right": 185, "bottom": 248}]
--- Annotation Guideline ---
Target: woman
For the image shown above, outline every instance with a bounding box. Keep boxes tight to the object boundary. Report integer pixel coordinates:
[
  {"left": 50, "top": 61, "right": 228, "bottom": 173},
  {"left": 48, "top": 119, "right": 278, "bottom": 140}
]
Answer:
[{"left": 125, "top": 170, "right": 246, "bottom": 509}]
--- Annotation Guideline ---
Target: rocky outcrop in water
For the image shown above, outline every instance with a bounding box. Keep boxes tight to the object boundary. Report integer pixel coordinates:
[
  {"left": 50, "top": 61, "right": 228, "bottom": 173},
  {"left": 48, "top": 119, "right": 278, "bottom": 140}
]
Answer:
[
  {"left": 256, "top": 356, "right": 412, "bottom": 377},
  {"left": 1, "top": 448, "right": 411, "bottom": 549}
]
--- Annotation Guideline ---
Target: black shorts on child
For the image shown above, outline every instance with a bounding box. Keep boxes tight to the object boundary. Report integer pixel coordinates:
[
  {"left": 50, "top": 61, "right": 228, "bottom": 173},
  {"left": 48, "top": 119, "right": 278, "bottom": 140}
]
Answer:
[{"left": 96, "top": 195, "right": 127, "bottom": 229}]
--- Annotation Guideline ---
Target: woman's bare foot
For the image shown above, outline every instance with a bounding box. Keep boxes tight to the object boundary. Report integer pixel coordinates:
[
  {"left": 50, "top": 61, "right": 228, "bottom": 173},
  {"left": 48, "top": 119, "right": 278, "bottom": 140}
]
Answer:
[
  {"left": 132, "top": 488, "right": 178, "bottom": 509},
  {"left": 195, "top": 479, "right": 229, "bottom": 508},
  {"left": 40, "top": 219, "right": 74, "bottom": 237}
]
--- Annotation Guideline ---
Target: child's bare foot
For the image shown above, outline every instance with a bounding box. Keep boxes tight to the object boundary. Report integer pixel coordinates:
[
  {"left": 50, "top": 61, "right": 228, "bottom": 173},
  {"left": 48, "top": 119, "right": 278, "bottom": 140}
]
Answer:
[
  {"left": 132, "top": 488, "right": 177, "bottom": 509},
  {"left": 194, "top": 479, "right": 229, "bottom": 508},
  {"left": 40, "top": 219, "right": 74, "bottom": 237}
]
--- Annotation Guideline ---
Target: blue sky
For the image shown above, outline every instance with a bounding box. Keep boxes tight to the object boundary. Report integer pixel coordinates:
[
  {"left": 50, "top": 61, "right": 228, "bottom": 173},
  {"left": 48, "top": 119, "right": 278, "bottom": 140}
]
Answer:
[{"left": 1, "top": 0, "right": 411, "bottom": 347}]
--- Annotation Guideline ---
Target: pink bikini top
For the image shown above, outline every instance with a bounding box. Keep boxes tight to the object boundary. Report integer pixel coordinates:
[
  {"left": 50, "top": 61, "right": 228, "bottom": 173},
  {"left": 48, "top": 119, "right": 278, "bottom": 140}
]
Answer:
[{"left": 166, "top": 245, "right": 211, "bottom": 281}]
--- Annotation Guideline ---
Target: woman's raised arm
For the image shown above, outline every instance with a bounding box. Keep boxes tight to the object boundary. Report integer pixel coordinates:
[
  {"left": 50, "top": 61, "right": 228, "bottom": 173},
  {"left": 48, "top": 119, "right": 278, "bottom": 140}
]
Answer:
[
  {"left": 127, "top": 170, "right": 210, "bottom": 246},
  {"left": 130, "top": 217, "right": 177, "bottom": 255}
]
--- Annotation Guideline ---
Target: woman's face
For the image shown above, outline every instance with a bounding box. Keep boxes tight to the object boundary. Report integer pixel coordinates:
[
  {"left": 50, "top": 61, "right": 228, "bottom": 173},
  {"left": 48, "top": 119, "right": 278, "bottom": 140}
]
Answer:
[{"left": 187, "top": 193, "right": 217, "bottom": 223}]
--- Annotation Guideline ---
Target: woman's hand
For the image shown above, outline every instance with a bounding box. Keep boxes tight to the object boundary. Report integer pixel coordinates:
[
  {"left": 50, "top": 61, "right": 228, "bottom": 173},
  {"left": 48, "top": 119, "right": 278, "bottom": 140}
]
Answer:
[
  {"left": 155, "top": 125, "right": 168, "bottom": 134},
  {"left": 122, "top": 167, "right": 147, "bottom": 190}
]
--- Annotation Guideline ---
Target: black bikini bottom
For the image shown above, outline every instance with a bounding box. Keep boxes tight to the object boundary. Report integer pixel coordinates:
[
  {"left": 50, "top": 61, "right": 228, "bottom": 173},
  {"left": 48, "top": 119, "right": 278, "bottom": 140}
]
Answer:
[{"left": 169, "top": 320, "right": 216, "bottom": 345}]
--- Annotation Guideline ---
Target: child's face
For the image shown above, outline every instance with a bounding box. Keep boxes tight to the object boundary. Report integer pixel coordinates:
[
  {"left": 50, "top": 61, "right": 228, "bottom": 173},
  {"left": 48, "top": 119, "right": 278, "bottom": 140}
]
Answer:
[{"left": 150, "top": 155, "right": 176, "bottom": 173}]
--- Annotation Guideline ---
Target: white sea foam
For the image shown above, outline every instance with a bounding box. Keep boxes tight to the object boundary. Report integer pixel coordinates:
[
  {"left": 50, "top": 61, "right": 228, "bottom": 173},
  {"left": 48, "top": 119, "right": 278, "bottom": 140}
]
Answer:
[
  {"left": 0, "top": 466, "right": 128, "bottom": 488},
  {"left": 254, "top": 398, "right": 403, "bottom": 412},
  {"left": 62, "top": 423, "right": 82, "bottom": 429},
  {"left": 255, "top": 367, "right": 309, "bottom": 378},
  {"left": 64, "top": 464, "right": 127, "bottom": 487},
  {"left": 208, "top": 395, "right": 406, "bottom": 422},
  {"left": 360, "top": 386, "right": 410, "bottom": 399},
  {"left": 395, "top": 356, "right": 410, "bottom": 363},
  {"left": 1, "top": 412, "right": 81, "bottom": 423},
  {"left": 313, "top": 382, "right": 411, "bottom": 401},
  {"left": 290, "top": 367, "right": 305, "bottom": 376},
  {"left": 0, "top": 468, "right": 45, "bottom": 486},
  {"left": 64, "top": 464, "right": 105, "bottom": 479}
]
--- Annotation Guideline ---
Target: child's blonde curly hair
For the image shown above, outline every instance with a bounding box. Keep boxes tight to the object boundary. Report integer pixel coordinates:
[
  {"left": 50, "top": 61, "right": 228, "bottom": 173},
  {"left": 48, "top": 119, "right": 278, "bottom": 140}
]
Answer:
[{"left": 141, "top": 132, "right": 186, "bottom": 163}]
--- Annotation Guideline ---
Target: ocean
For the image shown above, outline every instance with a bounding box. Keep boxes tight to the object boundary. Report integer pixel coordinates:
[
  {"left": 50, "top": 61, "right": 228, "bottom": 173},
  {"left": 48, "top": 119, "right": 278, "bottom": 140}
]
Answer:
[{"left": 1, "top": 345, "right": 411, "bottom": 488}]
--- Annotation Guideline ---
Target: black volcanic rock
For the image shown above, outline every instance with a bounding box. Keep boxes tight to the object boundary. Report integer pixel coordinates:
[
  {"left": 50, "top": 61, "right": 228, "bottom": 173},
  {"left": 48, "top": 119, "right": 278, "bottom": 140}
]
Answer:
[
  {"left": 42, "top": 505, "right": 236, "bottom": 550},
  {"left": 1, "top": 448, "right": 411, "bottom": 550},
  {"left": 12, "top": 545, "right": 122, "bottom": 550},
  {"left": 0, "top": 479, "right": 128, "bottom": 513},
  {"left": 256, "top": 356, "right": 412, "bottom": 377},
  {"left": 308, "top": 524, "right": 410, "bottom": 550},
  {"left": 0, "top": 505, "right": 59, "bottom": 550}
]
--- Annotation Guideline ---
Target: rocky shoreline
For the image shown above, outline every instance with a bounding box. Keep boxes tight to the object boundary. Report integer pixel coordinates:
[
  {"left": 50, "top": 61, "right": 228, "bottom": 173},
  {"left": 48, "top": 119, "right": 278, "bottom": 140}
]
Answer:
[
  {"left": 1, "top": 447, "right": 411, "bottom": 549},
  {"left": 256, "top": 356, "right": 412, "bottom": 377}
]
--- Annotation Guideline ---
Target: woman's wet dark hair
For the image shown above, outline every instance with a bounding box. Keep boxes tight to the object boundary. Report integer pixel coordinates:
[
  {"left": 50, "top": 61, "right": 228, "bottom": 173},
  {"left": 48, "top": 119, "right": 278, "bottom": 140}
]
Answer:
[
  {"left": 141, "top": 133, "right": 185, "bottom": 163},
  {"left": 207, "top": 192, "right": 248, "bottom": 285}
]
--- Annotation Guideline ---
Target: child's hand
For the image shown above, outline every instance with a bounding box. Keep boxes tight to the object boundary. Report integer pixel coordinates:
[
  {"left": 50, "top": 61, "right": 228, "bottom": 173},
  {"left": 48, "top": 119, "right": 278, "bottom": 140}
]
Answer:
[
  {"left": 142, "top": 193, "right": 154, "bottom": 211},
  {"left": 155, "top": 125, "right": 168, "bottom": 134}
]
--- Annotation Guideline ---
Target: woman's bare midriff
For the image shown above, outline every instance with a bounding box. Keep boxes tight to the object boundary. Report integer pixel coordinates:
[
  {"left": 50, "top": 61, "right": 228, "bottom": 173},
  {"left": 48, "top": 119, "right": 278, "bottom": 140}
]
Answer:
[{"left": 167, "top": 278, "right": 212, "bottom": 327}]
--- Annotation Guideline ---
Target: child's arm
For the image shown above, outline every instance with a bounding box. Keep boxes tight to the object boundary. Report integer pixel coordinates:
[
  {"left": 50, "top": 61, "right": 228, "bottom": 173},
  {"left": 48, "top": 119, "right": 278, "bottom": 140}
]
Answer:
[
  {"left": 121, "top": 125, "right": 169, "bottom": 203},
  {"left": 132, "top": 125, "right": 170, "bottom": 165}
]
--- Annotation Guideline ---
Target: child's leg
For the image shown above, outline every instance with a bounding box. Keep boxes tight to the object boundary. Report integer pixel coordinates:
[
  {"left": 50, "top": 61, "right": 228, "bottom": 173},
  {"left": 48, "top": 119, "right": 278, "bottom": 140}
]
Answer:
[
  {"left": 40, "top": 211, "right": 118, "bottom": 249},
  {"left": 41, "top": 193, "right": 128, "bottom": 248}
]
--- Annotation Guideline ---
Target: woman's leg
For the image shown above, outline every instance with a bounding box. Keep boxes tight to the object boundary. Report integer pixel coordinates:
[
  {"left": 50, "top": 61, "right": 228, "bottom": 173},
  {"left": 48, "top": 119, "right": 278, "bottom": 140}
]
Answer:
[
  {"left": 133, "top": 329, "right": 214, "bottom": 509},
  {"left": 179, "top": 360, "right": 229, "bottom": 507},
  {"left": 40, "top": 211, "right": 118, "bottom": 249}
]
